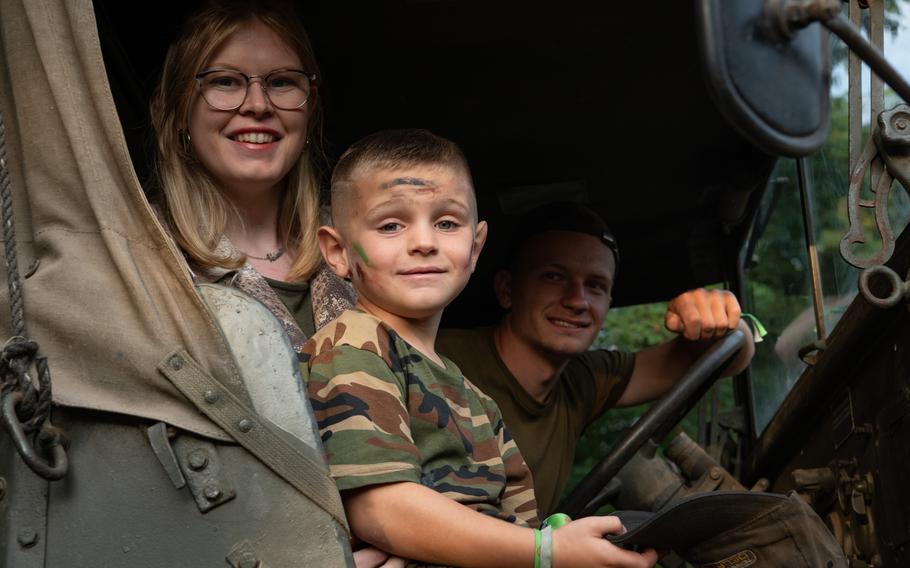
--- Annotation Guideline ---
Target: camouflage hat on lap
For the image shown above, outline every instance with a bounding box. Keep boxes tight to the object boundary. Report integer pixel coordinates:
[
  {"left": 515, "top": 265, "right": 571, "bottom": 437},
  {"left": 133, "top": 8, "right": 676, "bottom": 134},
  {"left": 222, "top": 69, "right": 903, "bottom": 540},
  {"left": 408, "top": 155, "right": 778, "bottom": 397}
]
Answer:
[{"left": 608, "top": 491, "right": 847, "bottom": 568}]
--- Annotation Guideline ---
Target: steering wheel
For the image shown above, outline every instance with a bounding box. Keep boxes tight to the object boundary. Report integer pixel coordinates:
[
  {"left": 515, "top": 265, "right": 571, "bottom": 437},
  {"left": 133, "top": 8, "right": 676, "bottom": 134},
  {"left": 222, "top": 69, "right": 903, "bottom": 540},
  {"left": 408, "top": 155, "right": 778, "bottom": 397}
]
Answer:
[{"left": 558, "top": 328, "right": 748, "bottom": 518}]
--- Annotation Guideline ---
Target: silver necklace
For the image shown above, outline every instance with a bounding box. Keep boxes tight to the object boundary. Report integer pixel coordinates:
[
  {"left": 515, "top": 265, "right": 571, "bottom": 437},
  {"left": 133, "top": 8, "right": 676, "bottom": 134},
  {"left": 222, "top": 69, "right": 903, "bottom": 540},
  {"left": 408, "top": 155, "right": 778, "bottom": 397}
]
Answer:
[{"left": 241, "top": 247, "right": 286, "bottom": 262}]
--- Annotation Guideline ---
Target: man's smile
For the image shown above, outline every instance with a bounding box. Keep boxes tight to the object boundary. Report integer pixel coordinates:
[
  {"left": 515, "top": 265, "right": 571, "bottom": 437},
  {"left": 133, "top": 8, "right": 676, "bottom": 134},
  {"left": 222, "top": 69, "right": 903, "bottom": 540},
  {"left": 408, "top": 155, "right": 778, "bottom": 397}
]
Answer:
[{"left": 547, "top": 316, "right": 591, "bottom": 329}]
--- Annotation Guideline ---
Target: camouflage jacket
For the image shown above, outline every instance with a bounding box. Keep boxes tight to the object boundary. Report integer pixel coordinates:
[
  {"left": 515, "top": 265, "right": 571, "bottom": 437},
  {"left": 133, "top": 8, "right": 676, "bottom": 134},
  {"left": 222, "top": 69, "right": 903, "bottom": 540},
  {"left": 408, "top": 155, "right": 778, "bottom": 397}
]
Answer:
[{"left": 304, "top": 309, "right": 540, "bottom": 528}]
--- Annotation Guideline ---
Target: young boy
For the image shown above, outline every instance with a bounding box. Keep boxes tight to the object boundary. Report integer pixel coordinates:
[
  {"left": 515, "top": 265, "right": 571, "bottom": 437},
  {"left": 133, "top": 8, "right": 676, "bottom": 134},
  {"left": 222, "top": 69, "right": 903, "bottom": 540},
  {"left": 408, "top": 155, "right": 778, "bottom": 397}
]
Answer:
[{"left": 305, "top": 129, "right": 654, "bottom": 568}]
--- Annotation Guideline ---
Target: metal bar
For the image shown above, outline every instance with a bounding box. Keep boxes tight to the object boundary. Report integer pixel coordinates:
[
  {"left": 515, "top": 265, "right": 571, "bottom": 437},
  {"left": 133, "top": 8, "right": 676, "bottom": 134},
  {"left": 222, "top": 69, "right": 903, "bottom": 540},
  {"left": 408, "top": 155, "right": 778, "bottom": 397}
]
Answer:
[
  {"left": 729, "top": 257, "right": 756, "bottom": 464},
  {"left": 848, "top": 1, "right": 863, "bottom": 175},
  {"left": 710, "top": 380, "right": 722, "bottom": 459},
  {"left": 797, "top": 157, "right": 828, "bottom": 340},
  {"left": 825, "top": 15, "right": 910, "bottom": 106},
  {"left": 560, "top": 330, "right": 747, "bottom": 518},
  {"left": 871, "top": 0, "right": 885, "bottom": 191},
  {"left": 697, "top": 394, "right": 708, "bottom": 447}
]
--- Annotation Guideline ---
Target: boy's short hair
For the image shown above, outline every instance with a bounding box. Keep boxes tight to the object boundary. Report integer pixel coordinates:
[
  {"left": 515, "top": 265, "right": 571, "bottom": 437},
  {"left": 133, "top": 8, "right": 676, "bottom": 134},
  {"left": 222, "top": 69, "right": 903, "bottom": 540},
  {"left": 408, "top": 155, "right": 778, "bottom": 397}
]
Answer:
[{"left": 330, "top": 129, "right": 475, "bottom": 226}]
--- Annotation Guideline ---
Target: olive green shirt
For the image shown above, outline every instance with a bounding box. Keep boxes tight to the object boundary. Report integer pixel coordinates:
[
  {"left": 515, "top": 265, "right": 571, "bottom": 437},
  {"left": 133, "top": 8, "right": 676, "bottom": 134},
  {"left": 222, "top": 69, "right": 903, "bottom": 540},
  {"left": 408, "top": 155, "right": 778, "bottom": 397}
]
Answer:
[
  {"left": 437, "top": 327, "right": 634, "bottom": 515},
  {"left": 264, "top": 277, "right": 316, "bottom": 339}
]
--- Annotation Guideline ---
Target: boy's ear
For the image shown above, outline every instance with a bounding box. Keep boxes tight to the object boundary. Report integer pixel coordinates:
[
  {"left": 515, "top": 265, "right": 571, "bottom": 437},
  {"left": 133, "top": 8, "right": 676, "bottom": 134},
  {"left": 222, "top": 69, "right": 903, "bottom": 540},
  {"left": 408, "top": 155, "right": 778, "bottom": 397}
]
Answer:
[
  {"left": 493, "top": 269, "right": 512, "bottom": 310},
  {"left": 470, "top": 220, "right": 488, "bottom": 273},
  {"left": 317, "top": 225, "right": 351, "bottom": 279}
]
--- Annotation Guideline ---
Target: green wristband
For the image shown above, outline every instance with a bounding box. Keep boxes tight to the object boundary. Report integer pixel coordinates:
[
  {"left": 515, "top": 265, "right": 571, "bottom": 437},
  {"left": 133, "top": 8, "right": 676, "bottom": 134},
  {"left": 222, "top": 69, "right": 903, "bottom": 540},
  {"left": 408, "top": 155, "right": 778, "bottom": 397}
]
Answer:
[
  {"left": 540, "top": 526, "right": 554, "bottom": 568},
  {"left": 741, "top": 312, "right": 768, "bottom": 342},
  {"left": 533, "top": 528, "right": 542, "bottom": 568}
]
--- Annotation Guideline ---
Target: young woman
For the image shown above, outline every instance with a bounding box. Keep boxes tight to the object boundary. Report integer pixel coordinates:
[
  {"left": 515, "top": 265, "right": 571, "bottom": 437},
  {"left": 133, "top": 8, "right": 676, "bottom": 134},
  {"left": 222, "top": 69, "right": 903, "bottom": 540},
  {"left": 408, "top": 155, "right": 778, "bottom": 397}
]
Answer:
[{"left": 150, "top": 1, "right": 354, "bottom": 350}]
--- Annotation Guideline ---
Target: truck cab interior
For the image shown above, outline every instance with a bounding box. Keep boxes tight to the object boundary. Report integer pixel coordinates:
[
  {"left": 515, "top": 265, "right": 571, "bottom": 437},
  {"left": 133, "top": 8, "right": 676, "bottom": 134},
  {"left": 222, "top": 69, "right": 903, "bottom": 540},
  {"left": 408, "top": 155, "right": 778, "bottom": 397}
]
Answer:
[{"left": 7, "top": 0, "right": 910, "bottom": 565}]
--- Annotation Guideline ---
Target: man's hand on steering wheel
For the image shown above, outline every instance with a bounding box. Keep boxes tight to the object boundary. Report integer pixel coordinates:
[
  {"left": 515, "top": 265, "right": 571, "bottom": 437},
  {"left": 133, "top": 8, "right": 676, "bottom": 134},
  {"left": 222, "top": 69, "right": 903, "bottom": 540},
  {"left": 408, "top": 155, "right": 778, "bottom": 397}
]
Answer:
[{"left": 665, "top": 288, "right": 741, "bottom": 341}]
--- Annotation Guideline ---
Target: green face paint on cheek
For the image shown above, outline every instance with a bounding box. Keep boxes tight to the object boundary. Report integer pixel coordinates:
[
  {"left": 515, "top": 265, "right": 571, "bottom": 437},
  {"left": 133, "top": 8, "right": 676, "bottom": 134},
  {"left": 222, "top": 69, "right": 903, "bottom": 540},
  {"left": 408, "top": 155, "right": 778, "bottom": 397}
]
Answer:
[{"left": 353, "top": 242, "right": 371, "bottom": 267}]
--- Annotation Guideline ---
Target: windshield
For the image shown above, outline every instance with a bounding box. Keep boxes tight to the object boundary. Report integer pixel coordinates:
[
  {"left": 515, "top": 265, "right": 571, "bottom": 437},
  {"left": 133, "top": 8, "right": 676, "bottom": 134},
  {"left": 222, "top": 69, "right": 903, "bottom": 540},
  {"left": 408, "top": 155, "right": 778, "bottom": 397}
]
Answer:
[{"left": 745, "top": 5, "right": 910, "bottom": 434}]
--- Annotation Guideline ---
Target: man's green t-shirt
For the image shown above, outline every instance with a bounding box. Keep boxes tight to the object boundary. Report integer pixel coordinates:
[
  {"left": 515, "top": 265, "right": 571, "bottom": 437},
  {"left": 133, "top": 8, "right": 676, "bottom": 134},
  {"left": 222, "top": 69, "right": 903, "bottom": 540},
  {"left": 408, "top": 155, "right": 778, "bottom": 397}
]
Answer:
[{"left": 437, "top": 327, "right": 634, "bottom": 515}]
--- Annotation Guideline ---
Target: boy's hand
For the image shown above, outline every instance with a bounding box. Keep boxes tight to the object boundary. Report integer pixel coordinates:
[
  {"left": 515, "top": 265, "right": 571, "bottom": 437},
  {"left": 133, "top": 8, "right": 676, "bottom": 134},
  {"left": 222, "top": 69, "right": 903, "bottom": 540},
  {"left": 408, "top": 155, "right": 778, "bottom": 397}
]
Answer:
[
  {"left": 552, "top": 516, "right": 658, "bottom": 568},
  {"left": 353, "top": 546, "right": 406, "bottom": 568},
  {"left": 665, "top": 288, "right": 741, "bottom": 341}
]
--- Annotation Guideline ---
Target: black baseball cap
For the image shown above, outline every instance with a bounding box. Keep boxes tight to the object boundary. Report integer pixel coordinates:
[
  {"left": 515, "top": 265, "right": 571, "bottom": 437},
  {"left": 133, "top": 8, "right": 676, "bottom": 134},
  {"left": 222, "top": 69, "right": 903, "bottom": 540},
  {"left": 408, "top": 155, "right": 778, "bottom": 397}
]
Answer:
[
  {"left": 607, "top": 491, "right": 847, "bottom": 567},
  {"left": 509, "top": 201, "right": 619, "bottom": 264}
]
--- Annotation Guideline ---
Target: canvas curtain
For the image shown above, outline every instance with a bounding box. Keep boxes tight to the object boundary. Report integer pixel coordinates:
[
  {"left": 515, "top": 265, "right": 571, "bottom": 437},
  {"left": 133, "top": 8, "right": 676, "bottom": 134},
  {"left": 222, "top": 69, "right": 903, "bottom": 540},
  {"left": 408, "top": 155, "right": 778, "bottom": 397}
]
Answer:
[{"left": 0, "top": 0, "right": 244, "bottom": 440}]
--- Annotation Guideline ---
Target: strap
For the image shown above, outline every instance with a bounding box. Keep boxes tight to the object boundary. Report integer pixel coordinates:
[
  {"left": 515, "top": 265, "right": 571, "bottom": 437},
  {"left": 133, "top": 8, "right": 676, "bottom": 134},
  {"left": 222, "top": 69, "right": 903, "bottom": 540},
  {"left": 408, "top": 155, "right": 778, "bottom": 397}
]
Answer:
[{"left": 158, "top": 349, "right": 349, "bottom": 534}]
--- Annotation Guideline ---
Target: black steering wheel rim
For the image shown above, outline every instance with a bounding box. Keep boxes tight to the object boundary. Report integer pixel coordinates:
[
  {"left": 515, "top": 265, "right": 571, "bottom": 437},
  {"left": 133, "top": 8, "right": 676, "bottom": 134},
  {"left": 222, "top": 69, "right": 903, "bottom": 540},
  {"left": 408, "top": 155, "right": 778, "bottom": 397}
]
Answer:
[{"left": 558, "top": 329, "right": 748, "bottom": 518}]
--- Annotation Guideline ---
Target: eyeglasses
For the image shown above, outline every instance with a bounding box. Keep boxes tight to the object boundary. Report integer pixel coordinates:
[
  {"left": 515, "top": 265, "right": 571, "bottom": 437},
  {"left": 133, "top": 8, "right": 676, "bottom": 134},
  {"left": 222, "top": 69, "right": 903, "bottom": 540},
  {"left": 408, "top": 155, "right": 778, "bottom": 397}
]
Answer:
[{"left": 194, "top": 68, "right": 316, "bottom": 111}]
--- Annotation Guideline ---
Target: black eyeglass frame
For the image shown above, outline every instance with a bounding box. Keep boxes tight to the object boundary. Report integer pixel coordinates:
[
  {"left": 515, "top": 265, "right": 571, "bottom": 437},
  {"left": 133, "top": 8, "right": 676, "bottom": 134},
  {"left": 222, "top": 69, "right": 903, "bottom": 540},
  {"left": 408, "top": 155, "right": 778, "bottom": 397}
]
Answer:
[{"left": 193, "top": 68, "right": 318, "bottom": 111}]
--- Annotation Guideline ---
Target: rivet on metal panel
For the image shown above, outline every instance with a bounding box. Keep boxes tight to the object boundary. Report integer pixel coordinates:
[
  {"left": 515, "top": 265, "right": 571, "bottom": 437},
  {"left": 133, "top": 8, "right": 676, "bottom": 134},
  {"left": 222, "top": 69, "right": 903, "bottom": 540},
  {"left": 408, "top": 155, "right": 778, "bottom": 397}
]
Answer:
[
  {"left": 709, "top": 467, "right": 723, "bottom": 480},
  {"left": 204, "top": 484, "right": 223, "bottom": 501},
  {"left": 168, "top": 355, "right": 184, "bottom": 370},
  {"left": 173, "top": 436, "right": 237, "bottom": 513},
  {"left": 17, "top": 527, "right": 38, "bottom": 548},
  {"left": 237, "top": 418, "right": 253, "bottom": 433},
  {"left": 187, "top": 450, "right": 209, "bottom": 471},
  {"left": 228, "top": 540, "right": 264, "bottom": 568},
  {"left": 203, "top": 390, "right": 220, "bottom": 404}
]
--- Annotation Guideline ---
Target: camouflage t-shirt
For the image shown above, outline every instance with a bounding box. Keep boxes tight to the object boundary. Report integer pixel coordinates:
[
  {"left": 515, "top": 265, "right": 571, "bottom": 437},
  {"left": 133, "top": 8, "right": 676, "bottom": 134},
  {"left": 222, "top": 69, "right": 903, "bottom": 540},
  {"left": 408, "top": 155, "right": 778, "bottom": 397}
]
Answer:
[{"left": 304, "top": 309, "right": 539, "bottom": 528}]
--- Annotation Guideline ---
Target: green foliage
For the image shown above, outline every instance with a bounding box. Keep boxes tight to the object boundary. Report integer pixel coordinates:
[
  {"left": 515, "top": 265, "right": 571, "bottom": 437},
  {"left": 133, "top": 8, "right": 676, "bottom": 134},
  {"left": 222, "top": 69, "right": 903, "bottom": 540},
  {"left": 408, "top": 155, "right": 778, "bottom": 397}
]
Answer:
[{"left": 595, "top": 302, "right": 673, "bottom": 351}]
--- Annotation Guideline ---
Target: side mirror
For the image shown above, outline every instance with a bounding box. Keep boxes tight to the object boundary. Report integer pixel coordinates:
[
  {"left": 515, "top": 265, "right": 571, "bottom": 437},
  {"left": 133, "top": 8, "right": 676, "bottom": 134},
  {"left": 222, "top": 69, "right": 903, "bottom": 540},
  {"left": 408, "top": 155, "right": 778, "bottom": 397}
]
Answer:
[{"left": 697, "top": 0, "right": 831, "bottom": 157}]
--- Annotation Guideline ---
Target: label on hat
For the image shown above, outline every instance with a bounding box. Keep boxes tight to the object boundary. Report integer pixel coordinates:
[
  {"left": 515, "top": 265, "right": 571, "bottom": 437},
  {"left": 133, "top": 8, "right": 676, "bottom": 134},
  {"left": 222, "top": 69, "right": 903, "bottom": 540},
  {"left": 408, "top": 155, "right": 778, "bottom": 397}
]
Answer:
[{"left": 702, "top": 550, "right": 757, "bottom": 568}]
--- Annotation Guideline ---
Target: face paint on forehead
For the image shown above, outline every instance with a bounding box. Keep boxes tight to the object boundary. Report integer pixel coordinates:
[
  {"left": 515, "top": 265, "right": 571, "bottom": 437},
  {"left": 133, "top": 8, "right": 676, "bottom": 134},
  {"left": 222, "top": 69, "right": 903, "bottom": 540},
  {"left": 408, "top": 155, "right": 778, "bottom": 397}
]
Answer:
[{"left": 380, "top": 177, "right": 437, "bottom": 190}]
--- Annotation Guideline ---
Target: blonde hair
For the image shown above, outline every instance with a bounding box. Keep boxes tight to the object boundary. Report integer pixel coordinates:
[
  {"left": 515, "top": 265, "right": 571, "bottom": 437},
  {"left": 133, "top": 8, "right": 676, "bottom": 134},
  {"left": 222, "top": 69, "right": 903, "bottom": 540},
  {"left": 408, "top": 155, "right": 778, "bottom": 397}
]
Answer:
[{"left": 150, "top": 0, "right": 324, "bottom": 281}]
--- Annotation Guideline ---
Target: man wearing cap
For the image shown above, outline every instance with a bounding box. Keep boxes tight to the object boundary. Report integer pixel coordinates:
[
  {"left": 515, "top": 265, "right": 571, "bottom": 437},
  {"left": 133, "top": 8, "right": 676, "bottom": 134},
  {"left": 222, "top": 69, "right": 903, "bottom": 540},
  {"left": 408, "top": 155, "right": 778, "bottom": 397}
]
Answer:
[{"left": 437, "top": 202, "right": 755, "bottom": 516}]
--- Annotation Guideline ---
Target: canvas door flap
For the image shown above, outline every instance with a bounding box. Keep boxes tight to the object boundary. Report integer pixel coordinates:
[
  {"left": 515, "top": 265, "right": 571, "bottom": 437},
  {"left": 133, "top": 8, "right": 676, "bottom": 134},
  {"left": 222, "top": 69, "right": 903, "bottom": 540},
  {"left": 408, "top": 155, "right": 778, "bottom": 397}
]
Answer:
[{"left": 0, "top": 0, "right": 246, "bottom": 439}]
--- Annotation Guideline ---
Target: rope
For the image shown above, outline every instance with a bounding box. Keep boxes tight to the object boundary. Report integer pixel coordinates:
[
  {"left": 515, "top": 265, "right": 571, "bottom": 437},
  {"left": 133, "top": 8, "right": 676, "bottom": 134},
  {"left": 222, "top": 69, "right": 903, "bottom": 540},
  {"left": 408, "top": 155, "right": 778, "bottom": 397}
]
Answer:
[
  {"left": 0, "top": 116, "right": 25, "bottom": 338},
  {"left": 0, "top": 109, "right": 56, "bottom": 440}
]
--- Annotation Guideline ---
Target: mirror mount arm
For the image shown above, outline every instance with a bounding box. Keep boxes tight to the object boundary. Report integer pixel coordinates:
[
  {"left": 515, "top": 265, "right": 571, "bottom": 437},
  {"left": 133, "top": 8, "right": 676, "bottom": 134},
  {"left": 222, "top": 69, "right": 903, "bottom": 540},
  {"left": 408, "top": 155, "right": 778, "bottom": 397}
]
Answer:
[
  {"left": 823, "top": 15, "right": 910, "bottom": 104},
  {"left": 764, "top": 0, "right": 840, "bottom": 40},
  {"left": 767, "top": 0, "right": 910, "bottom": 105}
]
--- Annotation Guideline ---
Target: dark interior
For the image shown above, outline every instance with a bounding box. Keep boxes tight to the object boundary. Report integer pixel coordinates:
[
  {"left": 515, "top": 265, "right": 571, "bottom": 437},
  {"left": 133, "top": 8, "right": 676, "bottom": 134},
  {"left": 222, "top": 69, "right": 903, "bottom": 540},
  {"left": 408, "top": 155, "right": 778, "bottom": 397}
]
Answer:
[{"left": 92, "top": 0, "right": 776, "bottom": 327}]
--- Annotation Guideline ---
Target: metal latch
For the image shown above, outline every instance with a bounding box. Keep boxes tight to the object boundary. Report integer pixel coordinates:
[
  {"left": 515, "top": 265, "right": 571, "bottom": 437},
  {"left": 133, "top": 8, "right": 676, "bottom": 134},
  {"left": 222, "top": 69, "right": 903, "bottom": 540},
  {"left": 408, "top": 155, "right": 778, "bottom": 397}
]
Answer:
[{"left": 147, "top": 422, "right": 237, "bottom": 513}]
